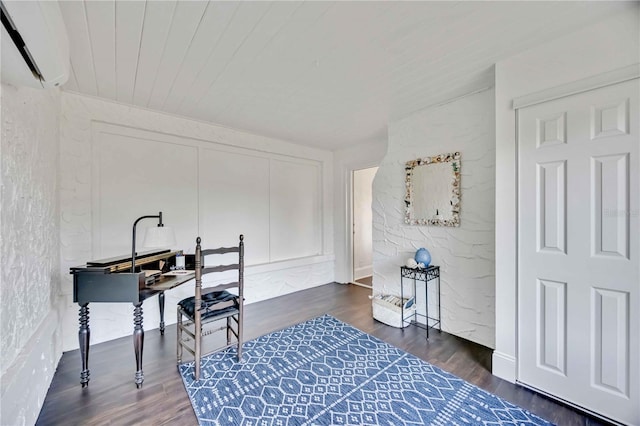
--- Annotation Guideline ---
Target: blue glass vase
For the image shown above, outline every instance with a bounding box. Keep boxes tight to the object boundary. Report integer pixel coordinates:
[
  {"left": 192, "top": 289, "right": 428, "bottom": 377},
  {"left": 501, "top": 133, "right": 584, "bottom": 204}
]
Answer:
[{"left": 414, "top": 248, "right": 431, "bottom": 267}]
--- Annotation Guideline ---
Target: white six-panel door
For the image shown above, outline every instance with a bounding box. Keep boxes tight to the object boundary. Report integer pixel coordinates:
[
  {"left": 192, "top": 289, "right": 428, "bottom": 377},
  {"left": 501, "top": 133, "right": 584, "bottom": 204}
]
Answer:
[{"left": 518, "top": 78, "right": 639, "bottom": 425}]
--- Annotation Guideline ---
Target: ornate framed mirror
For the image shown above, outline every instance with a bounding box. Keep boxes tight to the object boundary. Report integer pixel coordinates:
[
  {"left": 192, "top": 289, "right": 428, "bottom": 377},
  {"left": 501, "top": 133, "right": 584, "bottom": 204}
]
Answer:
[{"left": 404, "top": 152, "right": 461, "bottom": 226}]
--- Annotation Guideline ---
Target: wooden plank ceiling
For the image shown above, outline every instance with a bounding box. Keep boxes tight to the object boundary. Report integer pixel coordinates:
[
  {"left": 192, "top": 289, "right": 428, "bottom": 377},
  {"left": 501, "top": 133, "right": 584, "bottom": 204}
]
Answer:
[{"left": 59, "top": 1, "right": 632, "bottom": 150}]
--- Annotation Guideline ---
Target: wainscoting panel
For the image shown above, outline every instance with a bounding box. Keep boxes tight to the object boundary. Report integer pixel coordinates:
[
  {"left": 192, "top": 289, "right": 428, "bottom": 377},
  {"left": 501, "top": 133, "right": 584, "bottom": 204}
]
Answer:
[
  {"left": 198, "top": 148, "right": 270, "bottom": 265},
  {"left": 269, "top": 158, "right": 322, "bottom": 262},
  {"left": 92, "top": 129, "right": 199, "bottom": 259}
]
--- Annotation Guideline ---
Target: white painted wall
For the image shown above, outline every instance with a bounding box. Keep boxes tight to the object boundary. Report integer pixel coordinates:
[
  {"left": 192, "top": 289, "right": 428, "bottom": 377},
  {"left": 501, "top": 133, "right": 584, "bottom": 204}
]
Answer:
[
  {"left": 333, "top": 140, "right": 387, "bottom": 283},
  {"left": 493, "top": 7, "right": 640, "bottom": 382},
  {"left": 373, "top": 88, "right": 496, "bottom": 349},
  {"left": 0, "top": 84, "right": 62, "bottom": 426},
  {"left": 60, "top": 92, "right": 335, "bottom": 351},
  {"left": 353, "top": 167, "right": 378, "bottom": 280}
]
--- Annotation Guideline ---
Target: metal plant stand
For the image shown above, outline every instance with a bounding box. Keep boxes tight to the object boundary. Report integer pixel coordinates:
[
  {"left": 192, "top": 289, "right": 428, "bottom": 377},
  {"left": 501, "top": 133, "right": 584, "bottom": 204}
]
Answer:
[{"left": 400, "top": 265, "right": 441, "bottom": 338}]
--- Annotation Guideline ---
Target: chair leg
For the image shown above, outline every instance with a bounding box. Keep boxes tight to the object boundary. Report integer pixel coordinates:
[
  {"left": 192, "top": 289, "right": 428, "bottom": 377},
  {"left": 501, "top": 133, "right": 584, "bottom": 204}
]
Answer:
[
  {"left": 176, "top": 309, "right": 183, "bottom": 364},
  {"left": 194, "top": 325, "right": 201, "bottom": 381},
  {"left": 237, "top": 312, "right": 243, "bottom": 362},
  {"left": 226, "top": 317, "right": 231, "bottom": 346}
]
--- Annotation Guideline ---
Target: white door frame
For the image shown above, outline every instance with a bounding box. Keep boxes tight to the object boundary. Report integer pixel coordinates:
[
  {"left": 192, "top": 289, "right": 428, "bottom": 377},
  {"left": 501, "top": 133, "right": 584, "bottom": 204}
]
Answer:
[
  {"left": 350, "top": 166, "right": 378, "bottom": 287},
  {"left": 345, "top": 161, "right": 380, "bottom": 286}
]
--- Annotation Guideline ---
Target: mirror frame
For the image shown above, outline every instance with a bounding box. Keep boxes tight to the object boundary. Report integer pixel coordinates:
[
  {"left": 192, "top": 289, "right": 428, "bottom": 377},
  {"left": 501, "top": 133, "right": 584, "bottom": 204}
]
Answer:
[{"left": 404, "top": 151, "right": 461, "bottom": 227}]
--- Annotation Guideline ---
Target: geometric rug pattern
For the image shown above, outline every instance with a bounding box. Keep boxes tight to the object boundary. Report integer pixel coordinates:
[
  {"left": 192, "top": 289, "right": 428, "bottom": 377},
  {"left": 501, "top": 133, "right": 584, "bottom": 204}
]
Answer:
[{"left": 179, "top": 315, "right": 553, "bottom": 425}]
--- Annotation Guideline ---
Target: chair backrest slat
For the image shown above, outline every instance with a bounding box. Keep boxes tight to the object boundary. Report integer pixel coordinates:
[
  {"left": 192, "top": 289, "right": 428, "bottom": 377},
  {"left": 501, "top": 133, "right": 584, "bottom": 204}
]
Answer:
[
  {"left": 201, "top": 282, "right": 239, "bottom": 295},
  {"left": 180, "top": 234, "right": 245, "bottom": 381},
  {"left": 202, "top": 264, "right": 238, "bottom": 275},
  {"left": 201, "top": 247, "right": 239, "bottom": 256},
  {"left": 194, "top": 235, "right": 244, "bottom": 321}
]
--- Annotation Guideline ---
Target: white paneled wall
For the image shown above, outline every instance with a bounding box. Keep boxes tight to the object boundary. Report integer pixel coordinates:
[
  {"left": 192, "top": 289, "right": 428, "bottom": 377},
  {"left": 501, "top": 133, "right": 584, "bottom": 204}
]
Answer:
[
  {"left": 92, "top": 125, "right": 199, "bottom": 259},
  {"left": 270, "top": 159, "right": 322, "bottom": 261},
  {"left": 60, "top": 92, "right": 334, "bottom": 351},
  {"left": 373, "top": 89, "right": 496, "bottom": 349},
  {"left": 93, "top": 124, "right": 323, "bottom": 265},
  {"left": 199, "top": 148, "right": 270, "bottom": 264}
]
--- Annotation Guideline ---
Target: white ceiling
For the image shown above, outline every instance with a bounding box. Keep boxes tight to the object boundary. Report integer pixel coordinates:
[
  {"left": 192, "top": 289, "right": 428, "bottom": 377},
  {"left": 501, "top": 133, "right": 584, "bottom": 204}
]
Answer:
[{"left": 59, "top": 1, "right": 633, "bottom": 151}]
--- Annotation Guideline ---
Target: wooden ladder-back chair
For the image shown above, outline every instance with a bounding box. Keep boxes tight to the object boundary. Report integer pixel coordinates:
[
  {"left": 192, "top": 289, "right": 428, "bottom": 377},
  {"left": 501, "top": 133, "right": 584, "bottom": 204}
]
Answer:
[{"left": 177, "top": 235, "right": 244, "bottom": 380}]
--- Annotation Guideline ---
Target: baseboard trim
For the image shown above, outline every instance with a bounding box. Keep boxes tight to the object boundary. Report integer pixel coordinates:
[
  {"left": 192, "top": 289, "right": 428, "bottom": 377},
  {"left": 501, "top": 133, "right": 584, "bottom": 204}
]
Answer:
[
  {"left": 0, "top": 309, "right": 62, "bottom": 426},
  {"left": 350, "top": 281, "right": 372, "bottom": 289},
  {"left": 354, "top": 265, "right": 372, "bottom": 280},
  {"left": 492, "top": 350, "right": 516, "bottom": 383}
]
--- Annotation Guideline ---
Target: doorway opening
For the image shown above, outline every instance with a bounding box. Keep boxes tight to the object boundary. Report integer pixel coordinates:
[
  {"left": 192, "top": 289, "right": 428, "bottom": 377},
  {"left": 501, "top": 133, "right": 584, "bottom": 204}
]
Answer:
[{"left": 351, "top": 166, "right": 378, "bottom": 288}]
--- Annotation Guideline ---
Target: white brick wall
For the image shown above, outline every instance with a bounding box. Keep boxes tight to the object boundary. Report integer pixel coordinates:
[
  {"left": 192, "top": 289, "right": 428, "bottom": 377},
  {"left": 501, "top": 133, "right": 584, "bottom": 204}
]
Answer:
[
  {"left": 0, "top": 83, "right": 62, "bottom": 426},
  {"left": 373, "top": 89, "right": 496, "bottom": 348}
]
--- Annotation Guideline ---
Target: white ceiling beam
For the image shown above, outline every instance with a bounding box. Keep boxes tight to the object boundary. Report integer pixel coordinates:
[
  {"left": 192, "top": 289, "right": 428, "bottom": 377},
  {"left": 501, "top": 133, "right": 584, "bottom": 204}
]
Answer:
[
  {"left": 132, "top": 0, "right": 177, "bottom": 107},
  {"left": 146, "top": 1, "right": 208, "bottom": 110},
  {"left": 115, "top": 0, "right": 145, "bottom": 104},
  {"left": 85, "top": 0, "right": 116, "bottom": 99},
  {"left": 160, "top": 2, "right": 239, "bottom": 114},
  {"left": 59, "top": 0, "right": 98, "bottom": 96}
]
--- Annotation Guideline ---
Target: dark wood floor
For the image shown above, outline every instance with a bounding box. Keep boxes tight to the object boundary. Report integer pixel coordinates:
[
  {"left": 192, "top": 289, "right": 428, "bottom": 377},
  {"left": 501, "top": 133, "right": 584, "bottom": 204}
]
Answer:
[
  {"left": 37, "top": 283, "right": 608, "bottom": 425},
  {"left": 355, "top": 275, "right": 373, "bottom": 286}
]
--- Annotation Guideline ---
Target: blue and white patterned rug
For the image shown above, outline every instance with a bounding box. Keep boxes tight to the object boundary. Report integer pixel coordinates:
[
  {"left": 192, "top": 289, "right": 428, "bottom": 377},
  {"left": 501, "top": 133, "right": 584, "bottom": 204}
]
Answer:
[{"left": 179, "top": 315, "right": 553, "bottom": 425}]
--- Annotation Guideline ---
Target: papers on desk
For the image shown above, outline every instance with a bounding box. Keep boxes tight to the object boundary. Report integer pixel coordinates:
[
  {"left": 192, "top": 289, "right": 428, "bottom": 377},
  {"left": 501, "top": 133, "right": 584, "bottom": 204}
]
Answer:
[
  {"left": 162, "top": 270, "right": 191, "bottom": 276},
  {"left": 144, "top": 270, "right": 162, "bottom": 286}
]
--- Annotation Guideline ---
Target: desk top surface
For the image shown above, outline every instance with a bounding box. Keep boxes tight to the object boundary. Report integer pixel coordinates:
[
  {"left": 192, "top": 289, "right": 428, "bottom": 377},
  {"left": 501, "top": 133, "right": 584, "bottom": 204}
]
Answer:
[
  {"left": 71, "top": 250, "right": 181, "bottom": 274},
  {"left": 140, "top": 271, "right": 195, "bottom": 298}
]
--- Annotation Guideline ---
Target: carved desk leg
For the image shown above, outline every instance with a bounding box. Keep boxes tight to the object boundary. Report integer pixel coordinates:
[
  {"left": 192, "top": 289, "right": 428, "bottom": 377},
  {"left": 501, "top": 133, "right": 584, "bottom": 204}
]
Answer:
[
  {"left": 159, "top": 291, "right": 165, "bottom": 335},
  {"left": 133, "top": 302, "right": 144, "bottom": 388},
  {"left": 78, "top": 303, "right": 90, "bottom": 387}
]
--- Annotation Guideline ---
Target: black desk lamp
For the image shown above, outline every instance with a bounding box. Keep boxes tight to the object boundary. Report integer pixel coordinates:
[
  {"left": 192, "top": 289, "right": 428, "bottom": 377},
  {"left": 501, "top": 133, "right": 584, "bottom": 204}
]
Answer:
[{"left": 131, "top": 211, "right": 176, "bottom": 273}]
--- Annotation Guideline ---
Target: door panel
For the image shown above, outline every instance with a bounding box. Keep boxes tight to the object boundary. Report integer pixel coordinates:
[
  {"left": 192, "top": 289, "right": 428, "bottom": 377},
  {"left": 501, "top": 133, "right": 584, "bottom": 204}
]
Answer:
[
  {"left": 537, "top": 161, "right": 566, "bottom": 253},
  {"left": 592, "top": 287, "right": 629, "bottom": 396},
  {"left": 591, "top": 153, "right": 629, "bottom": 258},
  {"left": 518, "top": 78, "right": 639, "bottom": 425},
  {"left": 537, "top": 278, "right": 567, "bottom": 375}
]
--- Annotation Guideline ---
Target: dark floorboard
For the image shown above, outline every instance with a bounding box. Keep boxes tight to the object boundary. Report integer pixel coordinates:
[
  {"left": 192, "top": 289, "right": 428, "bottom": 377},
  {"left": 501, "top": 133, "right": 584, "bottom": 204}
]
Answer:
[
  {"left": 36, "top": 283, "right": 610, "bottom": 425},
  {"left": 355, "top": 276, "right": 372, "bottom": 286}
]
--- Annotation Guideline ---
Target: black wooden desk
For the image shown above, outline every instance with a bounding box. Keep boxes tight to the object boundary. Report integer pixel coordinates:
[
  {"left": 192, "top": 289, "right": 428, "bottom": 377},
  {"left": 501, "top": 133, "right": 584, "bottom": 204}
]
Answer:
[
  {"left": 400, "top": 265, "right": 441, "bottom": 338},
  {"left": 71, "top": 252, "right": 194, "bottom": 388}
]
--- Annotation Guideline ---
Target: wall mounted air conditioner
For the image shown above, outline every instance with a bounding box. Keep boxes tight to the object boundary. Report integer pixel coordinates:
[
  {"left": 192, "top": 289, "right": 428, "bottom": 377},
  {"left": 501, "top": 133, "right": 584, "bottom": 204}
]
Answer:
[{"left": 1, "top": 0, "right": 69, "bottom": 89}]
